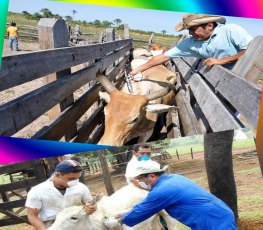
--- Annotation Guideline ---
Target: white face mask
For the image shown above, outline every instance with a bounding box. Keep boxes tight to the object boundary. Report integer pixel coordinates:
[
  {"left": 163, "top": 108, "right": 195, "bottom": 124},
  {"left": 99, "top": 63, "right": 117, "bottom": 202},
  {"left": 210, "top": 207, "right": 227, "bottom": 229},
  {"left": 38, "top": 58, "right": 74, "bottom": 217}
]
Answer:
[
  {"left": 67, "top": 179, "right": 79, "bottom": 187},
  {"left": 138, "top": 181, "right": 151, "bottom": 190}
]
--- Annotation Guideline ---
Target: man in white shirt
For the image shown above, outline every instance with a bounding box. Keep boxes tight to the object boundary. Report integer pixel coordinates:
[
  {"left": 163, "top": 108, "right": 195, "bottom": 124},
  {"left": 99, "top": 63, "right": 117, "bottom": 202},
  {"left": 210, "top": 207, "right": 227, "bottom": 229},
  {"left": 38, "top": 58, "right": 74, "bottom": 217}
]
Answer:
[
  {"left": 26, "top": 160, "right": 96, "bottom": 230},
  {"left": 125, "top": 143, "right": 152, "bottom": 186}
]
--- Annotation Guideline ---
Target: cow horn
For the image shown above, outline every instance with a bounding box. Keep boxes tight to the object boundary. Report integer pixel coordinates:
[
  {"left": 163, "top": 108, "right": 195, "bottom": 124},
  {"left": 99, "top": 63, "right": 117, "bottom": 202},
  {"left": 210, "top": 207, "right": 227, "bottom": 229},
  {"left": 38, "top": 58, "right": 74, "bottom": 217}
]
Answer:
[
  {"left": 97, "top": 74, "right": 119, "bottom": 94},
  {"left": 146, "top": 86, "right": 171, "bottom": 101}
]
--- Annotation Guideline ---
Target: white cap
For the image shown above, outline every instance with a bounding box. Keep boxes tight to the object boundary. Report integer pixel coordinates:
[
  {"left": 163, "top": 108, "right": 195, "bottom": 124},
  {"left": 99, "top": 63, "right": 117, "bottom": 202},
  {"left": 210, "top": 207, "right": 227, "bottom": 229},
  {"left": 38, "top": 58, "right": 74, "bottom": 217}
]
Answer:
[{"left": 132, "top": 161, "right": 167, "bottom": 178}]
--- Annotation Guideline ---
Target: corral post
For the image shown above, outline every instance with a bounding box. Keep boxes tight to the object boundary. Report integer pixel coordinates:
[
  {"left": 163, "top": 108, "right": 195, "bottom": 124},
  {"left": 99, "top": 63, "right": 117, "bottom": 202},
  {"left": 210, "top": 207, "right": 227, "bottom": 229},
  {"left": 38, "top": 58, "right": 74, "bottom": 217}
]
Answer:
[
  {"left": 124, "top": 24, "right": 129, "bottom": 39},
  {"left": 37, "top": 18, "right": 77, "bottom": 141},
  {"left": 32, "top": 160, "right": 47, "bottom": 182},
  {"left": 204, "top": 130, "right": 238, "bottom": 219},
  {"left": 98, "top": 150, "right": 115, "bottom": 195}
]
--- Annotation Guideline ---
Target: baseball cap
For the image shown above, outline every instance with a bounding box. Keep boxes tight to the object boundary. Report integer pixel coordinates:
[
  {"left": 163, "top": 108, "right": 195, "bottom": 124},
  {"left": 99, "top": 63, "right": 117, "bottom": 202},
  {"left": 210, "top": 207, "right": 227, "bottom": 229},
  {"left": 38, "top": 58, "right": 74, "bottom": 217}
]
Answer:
[
  {"left": 133, "top": 160, "right": 167, "bottom": 178},
  {"left": 55, "top": 160, "right": 82, "bottom": 173}
]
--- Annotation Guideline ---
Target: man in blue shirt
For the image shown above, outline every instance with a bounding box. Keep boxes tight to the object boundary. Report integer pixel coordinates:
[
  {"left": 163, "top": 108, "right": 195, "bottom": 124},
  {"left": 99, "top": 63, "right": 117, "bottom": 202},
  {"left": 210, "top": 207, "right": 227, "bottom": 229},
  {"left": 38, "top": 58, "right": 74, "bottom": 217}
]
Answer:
[
  {"left": 130, "top": 13, "right": 253, "bottom": 78},
  {"left": 103, "top": 160, "right": 237, "bottom": 230}
]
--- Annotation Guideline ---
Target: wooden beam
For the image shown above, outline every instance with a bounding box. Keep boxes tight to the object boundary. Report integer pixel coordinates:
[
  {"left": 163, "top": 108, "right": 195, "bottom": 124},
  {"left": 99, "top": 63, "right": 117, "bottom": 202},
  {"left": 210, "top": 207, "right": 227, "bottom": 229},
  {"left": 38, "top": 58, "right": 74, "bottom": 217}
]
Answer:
[
  {"left": 166, "top": 108, "right": 181, "bottom": 139},
  {"left": 174, "top": 58, "right": 241, "bottom": 132},
  {"left": 0, "top": 45, "right": 131, "bottom": 136},
  {"left": 0, "top": 161, "right": 34, "bottom": 174},
  {"left": 232, "top": 36, "right": 263, "bottom": 84},
  {"left": 1, "top": 211, "right": 27, "bottom": 225},
  {"left": 0, "top": 215, "right": 28, "bottom": 227},
  {"left": 72, "top": 106, "right": 104, "bottom": 143},
  {"left": 0, "top": 39, "right": 131, "bottom": 91},
  {"left": 182, "top": 57, "right": 261, "bottom": 129},
  {"left": 0, "top": 199, "right": 26, "bottom": 210},
  {"left": 0, "top": 178, "right": 37, "bottom": 193},
  {"left": 98, "top": 150, "right": 115, "bottom": 195}
]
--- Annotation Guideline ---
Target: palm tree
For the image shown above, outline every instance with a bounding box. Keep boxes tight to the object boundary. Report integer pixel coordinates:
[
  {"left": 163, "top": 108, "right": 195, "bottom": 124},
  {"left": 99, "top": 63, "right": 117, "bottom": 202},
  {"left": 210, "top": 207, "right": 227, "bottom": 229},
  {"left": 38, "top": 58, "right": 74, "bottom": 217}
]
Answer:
[
  {"left": 204, "top": 130, "right": 238, "bottom": 219},
  {"left": 113, "top": 18, "right": 122, "bottom": 27},
  {"left": 71, "top": 10, "right": 77, "bottom": 20},
  {"left": 102, "top": 20, "right": 113, "bottom": 27}
]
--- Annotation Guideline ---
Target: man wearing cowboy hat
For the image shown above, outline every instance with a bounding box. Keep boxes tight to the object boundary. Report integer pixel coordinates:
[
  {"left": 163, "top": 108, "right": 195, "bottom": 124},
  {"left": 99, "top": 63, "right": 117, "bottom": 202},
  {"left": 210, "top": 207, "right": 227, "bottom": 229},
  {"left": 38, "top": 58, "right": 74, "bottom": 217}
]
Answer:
[
  {"left": 130, "top": 13, "right": 252, "bottom": 78},
  {"left": 103, "top": 160, "right": 237, "bottom": 229}
]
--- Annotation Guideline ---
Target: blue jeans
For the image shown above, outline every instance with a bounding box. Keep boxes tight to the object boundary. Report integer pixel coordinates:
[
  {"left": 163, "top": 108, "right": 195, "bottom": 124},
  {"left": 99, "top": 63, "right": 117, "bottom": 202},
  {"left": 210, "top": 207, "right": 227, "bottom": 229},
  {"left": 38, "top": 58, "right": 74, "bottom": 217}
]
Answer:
[{"left": 8, "top": 36, "right": 19, "bottom": 50}]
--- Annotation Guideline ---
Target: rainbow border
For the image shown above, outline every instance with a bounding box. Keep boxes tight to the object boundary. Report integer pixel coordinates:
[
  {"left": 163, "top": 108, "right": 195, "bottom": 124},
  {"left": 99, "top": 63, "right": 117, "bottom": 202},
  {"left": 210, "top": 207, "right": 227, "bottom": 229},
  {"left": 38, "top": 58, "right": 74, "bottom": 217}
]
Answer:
[{"left": 0, "top": 0, "right": 263, "bottom": 164}]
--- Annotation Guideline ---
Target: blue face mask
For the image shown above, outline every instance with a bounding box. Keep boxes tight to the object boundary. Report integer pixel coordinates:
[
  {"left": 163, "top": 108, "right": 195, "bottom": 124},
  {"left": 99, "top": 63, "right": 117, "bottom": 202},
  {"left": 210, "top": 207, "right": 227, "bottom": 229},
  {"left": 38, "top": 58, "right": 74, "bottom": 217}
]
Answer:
[{"left": 139, "top": 155, "right": 151, "bottom": 161}]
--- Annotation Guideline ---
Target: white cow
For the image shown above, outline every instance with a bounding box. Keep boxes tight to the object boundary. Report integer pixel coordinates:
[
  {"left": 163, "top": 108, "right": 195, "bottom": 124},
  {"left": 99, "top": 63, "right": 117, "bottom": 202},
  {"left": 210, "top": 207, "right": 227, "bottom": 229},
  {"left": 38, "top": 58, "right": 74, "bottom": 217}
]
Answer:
[{"left": 49, "top": 185, "right": 178, "bottom": 230}]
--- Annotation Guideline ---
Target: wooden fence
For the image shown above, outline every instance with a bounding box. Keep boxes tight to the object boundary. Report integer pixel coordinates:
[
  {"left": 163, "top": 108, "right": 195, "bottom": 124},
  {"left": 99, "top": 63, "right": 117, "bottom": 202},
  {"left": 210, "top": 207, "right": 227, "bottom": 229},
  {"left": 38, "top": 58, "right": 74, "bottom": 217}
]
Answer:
[
  {"left": 1, "top": 18, "right": 132, "bottom": 143},
  {"left": 164, "top": 36, "right": 263, "bottom": 138}
]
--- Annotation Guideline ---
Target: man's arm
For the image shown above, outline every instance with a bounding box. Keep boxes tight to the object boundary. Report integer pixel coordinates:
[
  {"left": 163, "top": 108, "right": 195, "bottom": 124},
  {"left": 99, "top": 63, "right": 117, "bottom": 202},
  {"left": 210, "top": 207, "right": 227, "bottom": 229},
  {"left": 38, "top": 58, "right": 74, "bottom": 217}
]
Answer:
[
  {"left": 130, "top": 54, "right": 171, "bottom": 77},
  {"left": 203, "top": 50, "right": 246, "bottom": 68},
  {"left": 27, "top": 207, "right": 46, "bottom": 230}
]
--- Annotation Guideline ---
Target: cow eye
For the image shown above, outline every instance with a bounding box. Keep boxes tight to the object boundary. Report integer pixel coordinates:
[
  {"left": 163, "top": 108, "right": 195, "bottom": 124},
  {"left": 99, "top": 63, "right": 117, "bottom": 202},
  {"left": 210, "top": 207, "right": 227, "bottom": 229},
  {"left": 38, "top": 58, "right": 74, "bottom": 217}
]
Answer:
[
  {"left": 70, "top": 216, "right": 79, "bottom": 222},
  {"left": 129, "top": 115, "right": 141, "bottom": 124}
]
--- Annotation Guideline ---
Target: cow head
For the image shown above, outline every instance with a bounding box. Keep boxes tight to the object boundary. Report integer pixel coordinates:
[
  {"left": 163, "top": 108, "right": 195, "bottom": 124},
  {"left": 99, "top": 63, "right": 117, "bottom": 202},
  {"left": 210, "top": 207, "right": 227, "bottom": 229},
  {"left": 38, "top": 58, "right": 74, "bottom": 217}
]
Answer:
[{"left": 97, "top": 74, "right": 175, "bottom": 146}]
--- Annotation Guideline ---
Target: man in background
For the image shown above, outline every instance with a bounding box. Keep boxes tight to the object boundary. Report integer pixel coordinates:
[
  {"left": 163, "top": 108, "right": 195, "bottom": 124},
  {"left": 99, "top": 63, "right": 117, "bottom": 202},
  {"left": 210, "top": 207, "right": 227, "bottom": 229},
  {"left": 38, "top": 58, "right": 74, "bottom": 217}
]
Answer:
[{"left": 7, "top": 21, "right": 19, "bottom": 51}]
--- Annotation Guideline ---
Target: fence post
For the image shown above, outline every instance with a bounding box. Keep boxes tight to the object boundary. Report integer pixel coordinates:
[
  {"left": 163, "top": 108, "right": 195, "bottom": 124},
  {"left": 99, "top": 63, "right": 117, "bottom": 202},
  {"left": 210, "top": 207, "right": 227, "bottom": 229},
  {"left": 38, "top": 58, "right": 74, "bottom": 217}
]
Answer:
[
  {"left": 37, "top": 18, "right": 77, "bottom": 141},
  {"left": 124, "top": 24, "right": 129, "bottom": 39},
  {"left": 190, "top": 148, "right": 193, "bottom": 159},
  {"left": 98, "top": 150, "right": 115, "bottom": 195}
]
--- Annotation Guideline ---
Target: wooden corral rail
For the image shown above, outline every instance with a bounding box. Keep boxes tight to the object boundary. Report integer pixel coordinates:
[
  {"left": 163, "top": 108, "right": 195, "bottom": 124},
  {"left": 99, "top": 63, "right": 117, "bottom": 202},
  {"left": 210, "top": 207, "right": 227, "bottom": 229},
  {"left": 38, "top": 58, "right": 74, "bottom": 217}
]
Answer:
[
  {"left": 0, "top": 160, "right": 47, "bottom": 226},
  {"left": 0, "top": 18, "right": 132, "bottom": 143},
  {"left": 167, "top": 36, "right": 262, "bottom": 137}
]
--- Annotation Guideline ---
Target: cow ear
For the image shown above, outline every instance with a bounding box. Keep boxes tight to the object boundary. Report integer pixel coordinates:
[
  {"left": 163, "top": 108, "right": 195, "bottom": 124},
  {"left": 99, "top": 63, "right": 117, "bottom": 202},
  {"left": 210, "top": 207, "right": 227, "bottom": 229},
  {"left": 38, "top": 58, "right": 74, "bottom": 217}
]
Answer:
[
  {"left": 145, "top": 104, "right": 178, "bottom": 113},
  {"left": 99, "top": 91, "right": 110, "bottom": 103}
]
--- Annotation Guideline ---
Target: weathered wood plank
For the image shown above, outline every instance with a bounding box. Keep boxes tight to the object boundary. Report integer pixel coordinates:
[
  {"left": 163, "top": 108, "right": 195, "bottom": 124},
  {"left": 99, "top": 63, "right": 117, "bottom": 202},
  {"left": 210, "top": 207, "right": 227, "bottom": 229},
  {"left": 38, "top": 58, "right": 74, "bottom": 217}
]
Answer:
[
  {"left": 88, "top": 124, "right": 105, "bottom": 144},
  {"left": 0, "top": 39, "right": 131, "bottom": 91},
  {"left": 0, "top": 45, "right": 131, "bottom": 136},
  {"left": 0, "top": 178, "right": 38, "bottom": 193},
  {"left": 72, "top": 106, "right": 104, "bottom": 143},
  {"left": 0, "top": 161, "right": 34, "bottom": 175},
  {"left": 0, "top": 199, "right": 26, "bottom": 212},
  {"left": 166, "top": 108, "right": 181, "bottom": 139},
  {"left": 182, "top": 57, "right": 261, "bottom": 129},
  {"left": 232, "top": 36, "right": 263, "bottom": 84},
  {"left": 38, "top": 18, "right": 77, "bottom": 141},
  {"left": 0, "top": 208, "right": 29, "bottom": 224},
  {"left": 0, "top": 215, "right": 28, "bottom": 227},
  {"left": 32, "top": 56, "right": 129, "bottom": 141},
  {"left": 174, "top": 58, "right": 241, "bottom": 132}
]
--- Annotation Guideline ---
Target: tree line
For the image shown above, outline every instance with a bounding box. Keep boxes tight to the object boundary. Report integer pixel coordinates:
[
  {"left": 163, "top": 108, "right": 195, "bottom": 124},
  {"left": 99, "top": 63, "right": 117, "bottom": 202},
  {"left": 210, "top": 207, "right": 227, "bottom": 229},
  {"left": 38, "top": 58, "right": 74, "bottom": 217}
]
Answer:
[{"left": 19, "top": 8, "right": 171, "bottom": 35}]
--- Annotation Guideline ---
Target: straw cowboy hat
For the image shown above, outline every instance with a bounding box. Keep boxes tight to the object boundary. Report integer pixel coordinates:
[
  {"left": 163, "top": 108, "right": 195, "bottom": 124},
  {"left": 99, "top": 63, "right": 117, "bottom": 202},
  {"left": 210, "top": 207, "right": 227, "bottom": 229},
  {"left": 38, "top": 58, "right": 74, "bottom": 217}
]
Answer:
[{"left": 175, "top": 13, "right": 226, "bottom": 32}]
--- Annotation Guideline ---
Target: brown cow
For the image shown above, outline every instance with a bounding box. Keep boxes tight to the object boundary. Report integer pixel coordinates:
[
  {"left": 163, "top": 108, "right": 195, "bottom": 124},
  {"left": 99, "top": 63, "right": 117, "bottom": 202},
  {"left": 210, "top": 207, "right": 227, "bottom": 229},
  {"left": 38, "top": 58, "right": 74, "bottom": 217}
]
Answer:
[{"left": 98, "top": 48, "right": 178, "bottom": 146}]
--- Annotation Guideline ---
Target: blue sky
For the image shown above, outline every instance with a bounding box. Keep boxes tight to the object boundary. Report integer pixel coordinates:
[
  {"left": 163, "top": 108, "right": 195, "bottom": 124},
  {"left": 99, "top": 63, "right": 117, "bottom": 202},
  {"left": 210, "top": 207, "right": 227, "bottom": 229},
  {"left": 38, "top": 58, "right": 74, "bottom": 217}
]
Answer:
[{"left": 8, "top": 0, "right": 263, "bottom": 37}]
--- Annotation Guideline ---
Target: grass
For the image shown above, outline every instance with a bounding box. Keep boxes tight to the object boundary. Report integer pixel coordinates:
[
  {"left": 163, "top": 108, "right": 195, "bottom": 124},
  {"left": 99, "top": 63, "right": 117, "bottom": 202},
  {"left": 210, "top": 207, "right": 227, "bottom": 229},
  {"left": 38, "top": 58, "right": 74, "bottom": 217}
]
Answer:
[{"left": 7, "top": 12, "right": 180, "bottom": 48}]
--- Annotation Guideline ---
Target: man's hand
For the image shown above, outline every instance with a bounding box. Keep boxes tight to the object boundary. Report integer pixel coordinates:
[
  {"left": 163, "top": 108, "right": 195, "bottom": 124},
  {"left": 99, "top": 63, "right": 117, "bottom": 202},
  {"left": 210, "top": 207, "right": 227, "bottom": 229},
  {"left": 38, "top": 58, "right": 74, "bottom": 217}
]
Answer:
[
  {"left": 203, "top": 58, "right": 221, "bottom": 69},
  {"left": 103, "top": 217, "right": 121, "bottom": 228},
  {"left": 83, "top": 203, "right": 97, "bottom": 214}
]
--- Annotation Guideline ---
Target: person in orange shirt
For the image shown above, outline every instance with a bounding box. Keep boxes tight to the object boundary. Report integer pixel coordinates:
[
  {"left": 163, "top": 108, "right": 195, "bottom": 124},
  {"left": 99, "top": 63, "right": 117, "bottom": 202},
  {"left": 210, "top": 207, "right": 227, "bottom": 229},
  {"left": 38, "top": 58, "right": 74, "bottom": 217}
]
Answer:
[{"left": 7, "top": 22, "right": 19, "bottom": 51}]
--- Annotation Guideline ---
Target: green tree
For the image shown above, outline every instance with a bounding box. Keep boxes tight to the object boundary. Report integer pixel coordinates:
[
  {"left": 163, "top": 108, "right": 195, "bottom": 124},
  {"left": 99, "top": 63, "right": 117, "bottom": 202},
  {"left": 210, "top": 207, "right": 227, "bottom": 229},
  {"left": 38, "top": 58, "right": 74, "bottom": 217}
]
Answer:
[
  {"left": 113, "top": 18, "right": 122, "bottom": 27},
  {"left": 65, "top": 15, "right": 73, "bottom": 21},
  {"left": 31, "top": 12, "right": 43, "bottom": 20},
  {"left": 40, "top": 8, "right": 53, "bottom": 18},
  {"left": 93, "top": 20, "right": 101, "bottom": 26},
  {"left": 102, "top": 20, "right": 113, "bottom": 27},
  {"left": 161, "top": 30, "right": 167, "bottom": 35},
  {"left": 53, "top": 14, "right": 62, "bottom": 19},
  {"left": 21, "top": 10, "right": 31, "bottom": 19}
]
